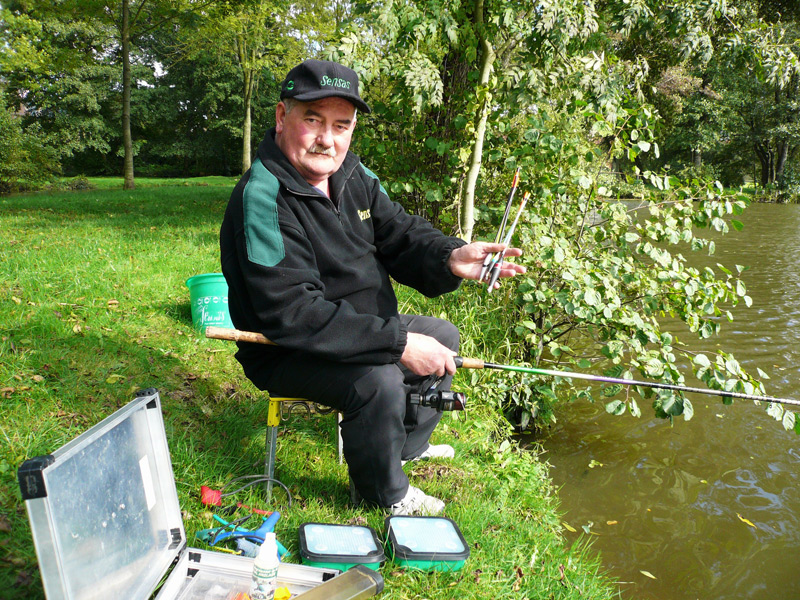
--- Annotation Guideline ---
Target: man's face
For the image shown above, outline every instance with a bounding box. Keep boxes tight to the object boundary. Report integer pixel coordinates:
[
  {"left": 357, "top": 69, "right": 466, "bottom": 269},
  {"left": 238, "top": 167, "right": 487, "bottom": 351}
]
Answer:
[{"left": 275, "top": 97, "right": 356, "bottom": 187}]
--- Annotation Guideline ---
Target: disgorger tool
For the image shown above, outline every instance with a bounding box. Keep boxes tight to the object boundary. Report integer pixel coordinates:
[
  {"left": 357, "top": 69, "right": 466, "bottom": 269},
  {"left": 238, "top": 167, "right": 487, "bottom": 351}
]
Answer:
[
  {"left": 484, "top": 191, "right": 529, "bottom": 292},
  {"left": 480, "top": 167, "right": 521, "bottom": 282},
  {"left": 205, "top": 327, "right": 800, "bottom": 407}
]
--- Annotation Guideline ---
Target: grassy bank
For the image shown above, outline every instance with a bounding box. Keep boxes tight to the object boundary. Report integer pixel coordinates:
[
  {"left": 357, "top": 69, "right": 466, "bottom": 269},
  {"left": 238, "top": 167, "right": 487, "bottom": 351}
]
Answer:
[{"left": 0, "top": 182, "right": 618, "bottom": 599}]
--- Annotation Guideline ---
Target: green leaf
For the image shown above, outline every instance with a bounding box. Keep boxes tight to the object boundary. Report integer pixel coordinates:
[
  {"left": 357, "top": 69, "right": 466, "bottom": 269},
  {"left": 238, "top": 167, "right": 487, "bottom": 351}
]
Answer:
[
  {"left": 629, "top": 398, "right": 641, "bottom": 418},
  {"left": 783, "top": 411, "right": 796, "bottom": 432},
  {"left": 683, "top": 398, "right": 694, "bottom": 421},
  {"left": 584, "top": 289, "right": 601, "bottom": 306},
  {"left": 605, "top": 400, "right": 626, "bottom": 416},
  {"left": 731, "top": 220, "right": 744, "bottom": 231},
  {"left": 693, "top": 354, "right": 711, "bottom": 367}
]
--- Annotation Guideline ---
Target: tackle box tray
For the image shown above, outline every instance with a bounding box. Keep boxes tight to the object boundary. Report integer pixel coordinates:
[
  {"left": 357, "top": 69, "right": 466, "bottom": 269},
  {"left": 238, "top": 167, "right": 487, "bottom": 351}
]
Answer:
[{"left": 17, "top": 388, "right": 340, "bottom": 600}]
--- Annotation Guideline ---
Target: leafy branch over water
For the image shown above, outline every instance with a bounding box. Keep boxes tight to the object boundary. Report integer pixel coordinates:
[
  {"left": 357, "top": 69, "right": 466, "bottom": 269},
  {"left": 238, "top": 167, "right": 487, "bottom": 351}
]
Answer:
[{"left": 479, "top": 95, "right": 796, "bottom": 434}]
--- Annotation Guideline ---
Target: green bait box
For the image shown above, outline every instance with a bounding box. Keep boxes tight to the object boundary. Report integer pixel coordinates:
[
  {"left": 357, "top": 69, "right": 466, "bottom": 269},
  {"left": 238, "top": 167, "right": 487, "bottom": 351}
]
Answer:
[
  {"left": 385, "top": 515, "right": 469, "bottom": 572},
  {"left": 299, "top": 523, "right": 385, "bottom": 571}
]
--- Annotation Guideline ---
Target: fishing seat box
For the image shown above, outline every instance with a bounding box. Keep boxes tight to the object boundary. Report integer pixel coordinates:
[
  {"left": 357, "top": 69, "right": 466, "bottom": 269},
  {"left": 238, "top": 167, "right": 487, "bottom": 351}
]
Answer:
[{"left": 17, "top": 388, "right": 341, "bottom": 600}]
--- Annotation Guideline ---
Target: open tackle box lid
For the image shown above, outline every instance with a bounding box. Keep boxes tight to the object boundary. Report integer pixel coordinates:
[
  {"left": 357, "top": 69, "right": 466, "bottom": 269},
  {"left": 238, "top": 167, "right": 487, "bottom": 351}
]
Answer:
[{"left": 17, "top": 388, "right": 339, "bottom": 600}]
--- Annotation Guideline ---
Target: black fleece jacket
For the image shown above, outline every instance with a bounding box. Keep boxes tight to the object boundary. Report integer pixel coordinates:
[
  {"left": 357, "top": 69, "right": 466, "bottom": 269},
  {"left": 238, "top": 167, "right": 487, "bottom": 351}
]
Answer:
[{"left": 220, "top": 129, "right": 466, "bottom": 374}]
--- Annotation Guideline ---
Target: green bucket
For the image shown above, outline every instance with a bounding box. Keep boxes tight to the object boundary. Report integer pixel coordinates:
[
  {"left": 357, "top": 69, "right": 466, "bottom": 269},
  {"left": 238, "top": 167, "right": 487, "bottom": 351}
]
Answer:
[{"left": 185, "top": 273, "right": 233, "bottom": 331}]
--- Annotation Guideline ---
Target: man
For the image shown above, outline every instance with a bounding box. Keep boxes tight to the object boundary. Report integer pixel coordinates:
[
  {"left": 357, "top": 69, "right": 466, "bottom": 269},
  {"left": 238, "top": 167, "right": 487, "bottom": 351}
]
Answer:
[{"left": 220, "top": 59, "right": 524, "bottom": 515}]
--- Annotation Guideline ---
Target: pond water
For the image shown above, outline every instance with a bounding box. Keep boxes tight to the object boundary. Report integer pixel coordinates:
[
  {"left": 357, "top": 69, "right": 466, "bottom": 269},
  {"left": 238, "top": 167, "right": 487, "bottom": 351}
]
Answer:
[{"left": 543, "top": 202, "right": 800, "bottom": 599}]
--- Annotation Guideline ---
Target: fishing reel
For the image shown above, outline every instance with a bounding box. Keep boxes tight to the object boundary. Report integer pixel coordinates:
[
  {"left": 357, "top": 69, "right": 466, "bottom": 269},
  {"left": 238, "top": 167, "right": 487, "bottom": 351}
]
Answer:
[{"left": 408, "top": 381, "right": 467, "bottom": 412}]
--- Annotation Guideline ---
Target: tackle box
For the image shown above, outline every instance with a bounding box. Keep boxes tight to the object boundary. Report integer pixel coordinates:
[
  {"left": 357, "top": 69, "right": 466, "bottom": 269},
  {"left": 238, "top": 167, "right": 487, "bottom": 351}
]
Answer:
[
  {"left": 384, "top": 515, "right": 469, "bottom": 572},
  {"left": 17, "top": 388, "right": 342, "bottom": 600},
  {"left": 298, "top": 523, "right": 384, "bottom": 571}
]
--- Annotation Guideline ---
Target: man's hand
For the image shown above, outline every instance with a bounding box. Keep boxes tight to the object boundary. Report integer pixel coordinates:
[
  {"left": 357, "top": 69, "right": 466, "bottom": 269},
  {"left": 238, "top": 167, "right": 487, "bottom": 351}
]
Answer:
[
  {"left": 400, "top": 332, "right": 457, "bottom": 377},
  {"left": 448, "top": 242, "right": 526, "bottom": 289}
]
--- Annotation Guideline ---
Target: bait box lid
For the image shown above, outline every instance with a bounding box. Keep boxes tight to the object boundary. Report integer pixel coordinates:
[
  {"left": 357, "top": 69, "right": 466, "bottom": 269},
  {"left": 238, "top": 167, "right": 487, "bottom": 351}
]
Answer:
[
  {"left": 299, "top": 523, "right": 385, "bottom": 570},
  {"left": 385, "top": 515, "right": 469, "bottom": 572},
  {"left": 17, "top": 388, "right": 340, "bottom": 600}
]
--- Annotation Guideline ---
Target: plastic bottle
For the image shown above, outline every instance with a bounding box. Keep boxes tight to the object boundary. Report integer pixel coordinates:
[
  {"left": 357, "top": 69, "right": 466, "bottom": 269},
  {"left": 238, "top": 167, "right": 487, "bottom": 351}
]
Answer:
[{"left": 249, "top": 532, "right": 280, "bottom": 600}]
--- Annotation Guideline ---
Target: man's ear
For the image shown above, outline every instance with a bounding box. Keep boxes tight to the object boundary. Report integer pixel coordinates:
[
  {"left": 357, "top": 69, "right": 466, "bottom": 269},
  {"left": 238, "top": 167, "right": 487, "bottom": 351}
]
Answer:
[{"left": 275, "top": 102, "right": 286, "bottom": 134}]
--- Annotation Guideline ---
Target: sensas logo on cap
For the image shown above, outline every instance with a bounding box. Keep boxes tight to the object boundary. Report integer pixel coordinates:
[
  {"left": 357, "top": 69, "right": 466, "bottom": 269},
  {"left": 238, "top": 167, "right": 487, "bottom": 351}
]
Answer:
[{"left": 320, "top": 75, "right": 351, "bottom": 90}]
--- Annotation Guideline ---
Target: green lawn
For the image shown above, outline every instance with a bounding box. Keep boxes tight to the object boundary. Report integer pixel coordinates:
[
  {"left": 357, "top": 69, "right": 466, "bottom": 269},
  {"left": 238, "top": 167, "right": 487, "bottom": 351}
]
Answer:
[{"left": 0, "top": 181, "right": 618, "bottom": 599}]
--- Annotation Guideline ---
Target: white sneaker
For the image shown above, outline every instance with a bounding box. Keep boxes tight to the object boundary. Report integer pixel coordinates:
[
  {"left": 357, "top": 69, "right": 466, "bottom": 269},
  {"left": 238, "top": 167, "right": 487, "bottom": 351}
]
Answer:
[
  {"left": 390, "top": 485, "right": 445, "bottom": 516},
  {"left": 401, "top": 443, "right": 455, "bottom": 466}
]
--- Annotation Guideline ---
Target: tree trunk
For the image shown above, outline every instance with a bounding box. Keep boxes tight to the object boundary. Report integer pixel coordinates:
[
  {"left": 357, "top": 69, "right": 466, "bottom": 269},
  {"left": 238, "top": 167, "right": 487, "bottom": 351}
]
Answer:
[
  {"left": 122, "top": 0, "right": 135, "bottom": 190},
  {"left": 237, "top": 31, "right": 253, "bottom": 174},
  {"left": 460, "top": 0, "right": 495, "bottom": 242},
  {"left": 776, "top": 140, "right": 790, "bottom": 181},
  {"left": 242, "top": 70, "right": 252, "bottom": 173},
  {"left": 755, "top": 142, "right": 774, "bottom": 186},
  {"left": 692, "top": 148, "right": 702, "bottom": 168}
]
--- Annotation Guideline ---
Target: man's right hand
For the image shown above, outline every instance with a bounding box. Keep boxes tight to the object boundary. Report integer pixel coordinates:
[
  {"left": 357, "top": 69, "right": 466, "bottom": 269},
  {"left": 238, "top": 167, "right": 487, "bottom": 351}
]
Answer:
[{"left": 400, "top": 332, "right": 457, "bottom": 377}]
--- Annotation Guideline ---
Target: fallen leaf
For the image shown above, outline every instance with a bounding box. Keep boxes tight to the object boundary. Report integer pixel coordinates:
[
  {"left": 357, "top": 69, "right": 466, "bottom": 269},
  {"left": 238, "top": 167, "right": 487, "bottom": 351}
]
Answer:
[
  {"left": 640, "top": 570, "right": 657, "bottom": 580},
  {"left": 32, "top": 375, "right": 44, "bottom": 383},
  {"left": 606, "top": 520, "right": 618, "bottom": 525},
  {"left": 513, "top": 566, "right": 523, "bottom": 591},
  {"left": 737, "top": 513, "right": 757, "bottom": 529},
  {"left": 106, "top": 374, "right": 124, "bottom": 384},
  {"left": 562, "top": 522, "right": 577, "bottom": 533},
  {"left": 11, "top": 296, "right": 21, "bottom": 304}
]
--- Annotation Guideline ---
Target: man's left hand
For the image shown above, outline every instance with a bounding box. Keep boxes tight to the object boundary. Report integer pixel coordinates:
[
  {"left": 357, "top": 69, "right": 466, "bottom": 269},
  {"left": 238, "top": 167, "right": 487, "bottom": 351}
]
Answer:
[{"left": 448, "top": 242, "right": 527, "bottom": 289}]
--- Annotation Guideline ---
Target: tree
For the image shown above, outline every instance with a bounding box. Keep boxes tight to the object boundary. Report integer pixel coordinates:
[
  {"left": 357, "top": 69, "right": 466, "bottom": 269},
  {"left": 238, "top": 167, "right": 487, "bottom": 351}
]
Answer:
[
  {"left": 0, "top": 92, "right": 59, "bottom": 191},
  {"left": 0, "top": 3, "right": 118, "bottom": 172},
  {"left": 177, "top": 0, "right": 333, "bottom": 174}
]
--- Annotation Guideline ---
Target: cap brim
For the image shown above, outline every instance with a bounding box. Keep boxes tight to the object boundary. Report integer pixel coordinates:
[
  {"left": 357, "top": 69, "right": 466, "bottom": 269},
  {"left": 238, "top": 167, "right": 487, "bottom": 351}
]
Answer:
[{"left": 288, "top": 90, "right": 371, "bottom": 114}]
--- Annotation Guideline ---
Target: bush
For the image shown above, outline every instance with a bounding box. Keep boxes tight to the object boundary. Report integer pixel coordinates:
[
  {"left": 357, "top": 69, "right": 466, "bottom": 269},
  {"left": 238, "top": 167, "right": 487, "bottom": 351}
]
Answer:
[{"left": 0, "top": 102, "right": 59, "bottom": 193}]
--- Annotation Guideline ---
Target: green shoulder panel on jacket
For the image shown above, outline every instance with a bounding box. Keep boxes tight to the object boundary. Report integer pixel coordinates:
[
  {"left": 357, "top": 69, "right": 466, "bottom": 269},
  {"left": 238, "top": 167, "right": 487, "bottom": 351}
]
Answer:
[
  {"left": 359, "top": 164, "right": 390, "bottom": 199},
  {"left": 243, "top": 159, "right": 284, "bottom": 267}
]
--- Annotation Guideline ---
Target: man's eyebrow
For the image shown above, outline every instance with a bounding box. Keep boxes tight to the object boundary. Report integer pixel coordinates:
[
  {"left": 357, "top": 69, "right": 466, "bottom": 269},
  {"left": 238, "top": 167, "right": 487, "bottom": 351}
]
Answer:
[{"left": 303, "top": 108, "right": 353, "bottom": 125}]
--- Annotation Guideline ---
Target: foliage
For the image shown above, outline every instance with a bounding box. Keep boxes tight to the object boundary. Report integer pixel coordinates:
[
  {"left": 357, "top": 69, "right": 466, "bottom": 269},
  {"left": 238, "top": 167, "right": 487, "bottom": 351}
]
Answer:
[
  {"left": 472, "top": 90, "right": 798, "bottom": 433},
  {"left": 0, "top": 97, "right": 59, "bottom": 192},
  {"left": 0, "top": 3, "right": 119, "bottom": 173}
]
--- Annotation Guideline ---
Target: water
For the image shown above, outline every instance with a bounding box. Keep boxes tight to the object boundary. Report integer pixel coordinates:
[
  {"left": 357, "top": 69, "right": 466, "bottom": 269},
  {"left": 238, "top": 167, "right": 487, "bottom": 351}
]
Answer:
[{"left": 543, "top": 202, "right": 800, "bottom": 599}]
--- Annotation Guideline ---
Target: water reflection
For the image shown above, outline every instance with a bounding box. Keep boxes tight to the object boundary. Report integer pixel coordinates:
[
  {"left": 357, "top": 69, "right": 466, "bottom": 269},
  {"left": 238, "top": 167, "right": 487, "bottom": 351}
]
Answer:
[{"left": 543, "top": 203, "right": 800, "bottom": 599}]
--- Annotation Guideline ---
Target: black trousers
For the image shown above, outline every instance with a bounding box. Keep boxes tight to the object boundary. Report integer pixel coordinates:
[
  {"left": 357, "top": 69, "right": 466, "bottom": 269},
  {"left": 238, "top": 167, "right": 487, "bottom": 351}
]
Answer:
[{"left": 255, "top": 314, "right": 459, "bottom": 506}]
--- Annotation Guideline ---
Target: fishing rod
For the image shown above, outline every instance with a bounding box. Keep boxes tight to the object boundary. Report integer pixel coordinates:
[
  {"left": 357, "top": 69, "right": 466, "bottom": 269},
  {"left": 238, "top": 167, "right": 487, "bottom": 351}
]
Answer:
[
  {"left": 205, "top": 327, "right": 800, "bottom": 408},
  {"left": 480, "top": 167, "right": 522, "bottom": 282},
  {"left": 485, "top": 191, "right": 530, "bottom": 292},
  {"left": 455, "top": 357, "right": 800, "bottom": 408}
]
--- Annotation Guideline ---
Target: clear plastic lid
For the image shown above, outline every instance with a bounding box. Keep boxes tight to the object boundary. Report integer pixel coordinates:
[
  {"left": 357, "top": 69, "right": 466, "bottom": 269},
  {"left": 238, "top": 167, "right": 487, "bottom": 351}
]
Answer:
[{"left": 23, "top": 390, "right": 185, "bottom": 600}]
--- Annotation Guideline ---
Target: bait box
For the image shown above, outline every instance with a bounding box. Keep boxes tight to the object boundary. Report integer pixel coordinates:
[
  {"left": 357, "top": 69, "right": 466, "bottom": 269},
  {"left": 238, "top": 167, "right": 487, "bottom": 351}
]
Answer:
[
  {"left": 384, "top": 515, "right": 469, "bottom": 572},
  {"left": 298, "top": 523, "right": 384, "bottom": 571},
  {"left": 17, "top": 388, "right": 341, "bottom": 600}
]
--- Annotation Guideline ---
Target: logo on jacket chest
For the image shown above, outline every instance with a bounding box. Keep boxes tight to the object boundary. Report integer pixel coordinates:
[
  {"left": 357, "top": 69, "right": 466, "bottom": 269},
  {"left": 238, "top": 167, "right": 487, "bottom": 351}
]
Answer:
[{"left": 357, "top": 209, "right": 371, "bottom": 221}]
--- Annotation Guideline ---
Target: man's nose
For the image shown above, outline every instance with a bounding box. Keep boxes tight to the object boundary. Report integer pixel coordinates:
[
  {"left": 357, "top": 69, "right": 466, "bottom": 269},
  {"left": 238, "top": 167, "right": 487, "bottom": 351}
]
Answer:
[{"left": 316, "top": 126, "right": 334, "bottom": 147}]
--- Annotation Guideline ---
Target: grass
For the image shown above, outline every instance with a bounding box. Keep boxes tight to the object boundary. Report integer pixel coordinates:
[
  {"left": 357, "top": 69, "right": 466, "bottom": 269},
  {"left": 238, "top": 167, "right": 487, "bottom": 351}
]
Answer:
[{"left": 0, "top": 181, "right": 619, "bottom": 599}]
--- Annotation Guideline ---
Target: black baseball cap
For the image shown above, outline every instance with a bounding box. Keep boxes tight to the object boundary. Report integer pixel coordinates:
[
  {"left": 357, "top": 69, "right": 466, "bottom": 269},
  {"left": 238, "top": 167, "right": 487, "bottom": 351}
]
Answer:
[{"left": 280, "top": 59, "right": 371, "bottom": 113}]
